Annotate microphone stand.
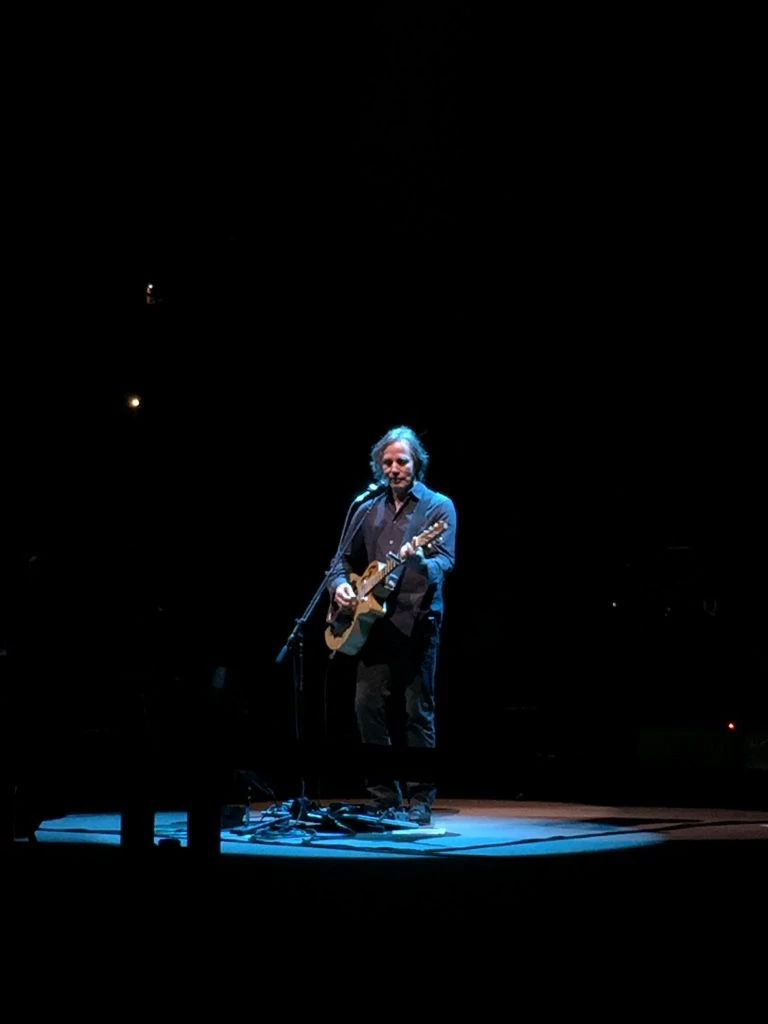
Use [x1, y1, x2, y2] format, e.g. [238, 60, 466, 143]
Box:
[273, 489, 381, 808]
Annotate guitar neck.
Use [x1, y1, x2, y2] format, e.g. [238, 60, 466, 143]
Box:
[361, 554, 403, 597]
[359, 521, 447, 598]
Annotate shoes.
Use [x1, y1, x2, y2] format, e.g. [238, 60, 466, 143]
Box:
[366, 783, 433, 824]
[405, 783, 435, 825]
[369, 796, 404, 812]
[407, 803, 432, 826]
[366, 783, 404, 815]
[368, 798, 406, 820]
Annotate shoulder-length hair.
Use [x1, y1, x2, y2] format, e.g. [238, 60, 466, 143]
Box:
[369, 425, 429, 483]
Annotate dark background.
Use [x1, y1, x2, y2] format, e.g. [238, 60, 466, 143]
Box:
[5, 8, 765, 804]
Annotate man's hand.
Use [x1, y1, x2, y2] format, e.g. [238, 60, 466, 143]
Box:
[334, 582, 357, 608]
[399, 539, 427, 567]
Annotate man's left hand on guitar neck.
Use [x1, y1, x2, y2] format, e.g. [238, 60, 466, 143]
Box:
[398, 539, 428, 569]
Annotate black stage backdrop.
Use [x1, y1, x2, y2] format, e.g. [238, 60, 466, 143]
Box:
[5, 7, 764, 803]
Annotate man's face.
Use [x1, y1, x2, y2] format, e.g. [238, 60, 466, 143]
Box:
[381, 440, 415, 497]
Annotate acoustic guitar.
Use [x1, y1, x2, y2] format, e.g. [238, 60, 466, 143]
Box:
[325, 520, 447, 656]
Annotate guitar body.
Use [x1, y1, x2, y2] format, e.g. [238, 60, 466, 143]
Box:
[325, 563, 389, 655]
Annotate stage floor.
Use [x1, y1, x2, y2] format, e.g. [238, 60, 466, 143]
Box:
[13, 797, 767, 902]
[9, 795, 767, 989]
[19, 796, 768, 855]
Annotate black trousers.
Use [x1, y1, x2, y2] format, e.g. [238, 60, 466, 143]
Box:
[354, 614, 440, 804]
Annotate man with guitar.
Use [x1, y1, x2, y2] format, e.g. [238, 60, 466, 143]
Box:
[326, 425, 457, 826]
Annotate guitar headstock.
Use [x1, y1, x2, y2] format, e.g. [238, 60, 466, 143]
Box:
[415, 520, 448, 551]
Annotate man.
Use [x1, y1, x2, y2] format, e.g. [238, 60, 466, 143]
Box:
[326, 425, 457, 825]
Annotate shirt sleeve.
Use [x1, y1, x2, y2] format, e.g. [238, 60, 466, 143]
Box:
[422, 496, 456, 585]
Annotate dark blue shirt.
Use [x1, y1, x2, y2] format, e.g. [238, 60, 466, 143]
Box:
[328, 481, 457, 636]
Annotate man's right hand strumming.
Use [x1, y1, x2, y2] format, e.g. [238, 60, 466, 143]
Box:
[334, 582, 357, 608]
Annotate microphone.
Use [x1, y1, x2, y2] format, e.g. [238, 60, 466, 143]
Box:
[353, 482, 387, 503]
